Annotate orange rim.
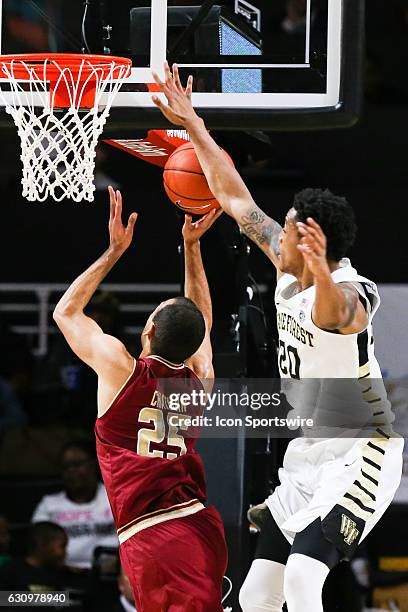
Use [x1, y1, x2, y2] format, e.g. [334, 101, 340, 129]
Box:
[0, 53, 132, 81]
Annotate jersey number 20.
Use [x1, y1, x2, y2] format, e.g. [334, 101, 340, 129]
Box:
[278, 341, 301, 379]
[137, 407, 188, 459]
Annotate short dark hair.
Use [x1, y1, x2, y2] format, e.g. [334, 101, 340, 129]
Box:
[151, 298, 205, 363]
[28, 522, 66, 552]
[293, 188, 357, 261]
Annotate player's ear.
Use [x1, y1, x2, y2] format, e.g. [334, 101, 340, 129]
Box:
[143, 320, 156, 340]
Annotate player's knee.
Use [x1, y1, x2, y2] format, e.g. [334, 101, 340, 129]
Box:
[284, 553, 328, 606]
[239, 587, 284, 611]
[283, 558, 301, 602]
[238, 578, 255, 611]
[239, 583, 264, 611]
[284, 553, 310, 599]
[239, 568, 285, 611]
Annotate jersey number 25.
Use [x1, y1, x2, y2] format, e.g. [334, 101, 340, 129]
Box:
[137, 407, 188, 459]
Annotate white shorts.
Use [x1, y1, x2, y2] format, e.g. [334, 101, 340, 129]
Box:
[265, 429, 404, 558]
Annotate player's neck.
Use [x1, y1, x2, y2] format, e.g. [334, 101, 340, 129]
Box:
[297, 260, 340, 291]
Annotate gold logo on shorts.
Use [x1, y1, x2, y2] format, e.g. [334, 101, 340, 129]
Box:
[340, 514, 360, 545]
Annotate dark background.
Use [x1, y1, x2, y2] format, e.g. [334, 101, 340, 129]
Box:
[0, 105, 407, 290]
[0, 0, 407, 292]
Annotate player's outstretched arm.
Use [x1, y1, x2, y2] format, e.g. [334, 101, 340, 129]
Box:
[152, 62, 282, 271]
[182, 209, 222, 379]
[298, 218, 368, 333]
[53, 187, 138, 378]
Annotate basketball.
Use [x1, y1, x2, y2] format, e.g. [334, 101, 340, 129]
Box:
[163, 143, 234, 215]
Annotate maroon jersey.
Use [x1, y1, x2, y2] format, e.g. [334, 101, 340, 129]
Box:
[95, 355, 208, 544]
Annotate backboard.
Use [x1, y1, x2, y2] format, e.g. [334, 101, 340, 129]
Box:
[0, 0, 364, 132]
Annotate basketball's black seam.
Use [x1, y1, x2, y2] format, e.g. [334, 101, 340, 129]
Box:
[163, 178, 217, 202]
[169, 144, 225, 158]
[163, 181, 216, 202]
[168, 145, 195, 161]
[164, 168, 205, 177]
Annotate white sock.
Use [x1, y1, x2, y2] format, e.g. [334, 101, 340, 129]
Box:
[284, 553, 330, 612]
[239, 559, 286, 611]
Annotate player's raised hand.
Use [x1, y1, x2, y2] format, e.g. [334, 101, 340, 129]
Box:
[297, 218, 331, 277]
[183, 208, 223, 244]
[152, 62, 202, 129]
[108, 186, 138, 253]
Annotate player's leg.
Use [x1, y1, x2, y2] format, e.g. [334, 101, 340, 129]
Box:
[283, 518, 342, 612]
[239, 509, 290, 611]
[181, 506, 228, 611]
[120, 507, 227, 612]
[283, 435, 404, 611]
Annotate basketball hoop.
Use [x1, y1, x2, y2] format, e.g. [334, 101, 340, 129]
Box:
[0, 53, 132, 202]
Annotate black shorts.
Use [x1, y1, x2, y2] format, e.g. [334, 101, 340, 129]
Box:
[255, 510, 343, 570]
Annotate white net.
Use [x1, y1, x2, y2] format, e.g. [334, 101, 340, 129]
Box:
[0, 57, 130, 202]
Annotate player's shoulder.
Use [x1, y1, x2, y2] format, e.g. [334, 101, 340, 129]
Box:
[333, 259, 380, 314]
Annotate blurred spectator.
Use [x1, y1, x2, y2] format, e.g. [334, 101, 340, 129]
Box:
[0, 522, 67, 591]
[115, 566, 136, 612]
[0, 515, 11, 568]
[85, 292, 122, 337]
[0, 318, 33, 420]
[0, 376, 26, 435]
[32, 440, 117, 569]
[85, 291, 139, 356]
[3, 0, 49, 53]
[38, 291, 132, 427]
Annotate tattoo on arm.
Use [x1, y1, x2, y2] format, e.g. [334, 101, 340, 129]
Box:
[239, 208, 282, 256]
[341, 285, 359, 327]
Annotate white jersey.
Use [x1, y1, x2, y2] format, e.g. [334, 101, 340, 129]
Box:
[265, 258, 404, 556]
[275, 258, 393, 429]
[32, 483, 118, 568]
[276, 258, 381, 379]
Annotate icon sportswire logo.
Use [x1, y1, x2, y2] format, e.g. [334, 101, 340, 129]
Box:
[340, 514, 360, 545]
